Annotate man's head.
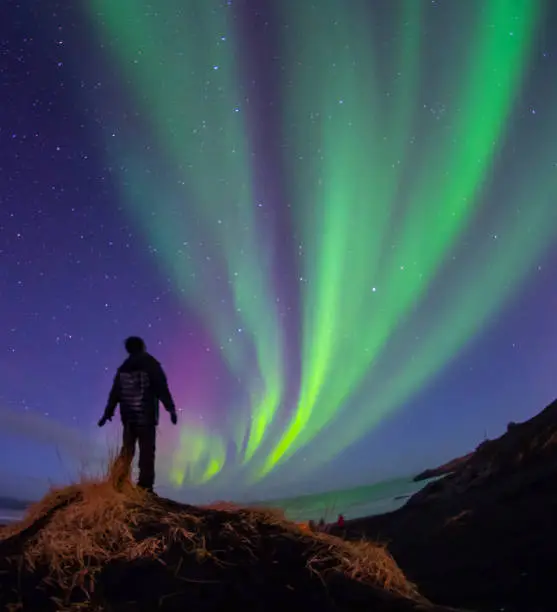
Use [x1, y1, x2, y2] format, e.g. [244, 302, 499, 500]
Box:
[125, 336, 146, 355]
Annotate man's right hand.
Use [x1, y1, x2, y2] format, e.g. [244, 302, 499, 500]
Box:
[170, 411, 178, 425]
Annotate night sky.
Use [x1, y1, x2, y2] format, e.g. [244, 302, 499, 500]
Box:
[2, 0, 557, 504]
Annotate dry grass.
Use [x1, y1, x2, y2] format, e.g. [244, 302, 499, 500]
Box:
[0, 459, 426, 610]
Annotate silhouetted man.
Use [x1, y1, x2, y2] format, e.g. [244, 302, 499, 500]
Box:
[98, 336, 178, 492]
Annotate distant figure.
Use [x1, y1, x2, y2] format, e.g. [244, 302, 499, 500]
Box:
[337, 513, 345, 528]
[318, 518, 326, 532]
[98, 336, 178, 492]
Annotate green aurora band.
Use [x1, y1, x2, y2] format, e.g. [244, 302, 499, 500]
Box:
[259, 0, 545, 475]
[86, 0, 556, 487]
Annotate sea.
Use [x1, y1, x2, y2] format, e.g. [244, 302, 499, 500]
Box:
[1, 475, 435, 526]
[252, 475, 436, 523]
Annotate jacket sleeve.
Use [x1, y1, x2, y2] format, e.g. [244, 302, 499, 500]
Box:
[152, 362, 176, 414]
[103, 373, 120, 419]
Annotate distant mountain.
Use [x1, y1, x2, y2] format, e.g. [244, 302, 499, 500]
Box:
[413, 453, 474, 482]
[0, 496, 32, 511]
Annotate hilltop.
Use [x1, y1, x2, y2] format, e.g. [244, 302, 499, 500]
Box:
[339, 398, 557, 612]
[0, 468, 462, 611]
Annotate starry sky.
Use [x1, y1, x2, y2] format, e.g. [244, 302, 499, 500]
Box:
[2, 0, 557, 504]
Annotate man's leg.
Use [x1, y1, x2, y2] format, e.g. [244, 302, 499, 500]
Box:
[115, 423, 137, 488]
[137, 425, 156, 491]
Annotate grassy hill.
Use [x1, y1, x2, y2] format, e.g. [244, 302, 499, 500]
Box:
[0, 463, 461, 611]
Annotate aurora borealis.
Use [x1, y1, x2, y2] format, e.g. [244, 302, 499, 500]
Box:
[1, 0, 557, 503]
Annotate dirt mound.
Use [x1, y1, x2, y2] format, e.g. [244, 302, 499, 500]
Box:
[0, 473, 459, 611]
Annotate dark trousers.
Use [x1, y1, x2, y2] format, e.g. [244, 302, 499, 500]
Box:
[119, 422, 157, 490]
